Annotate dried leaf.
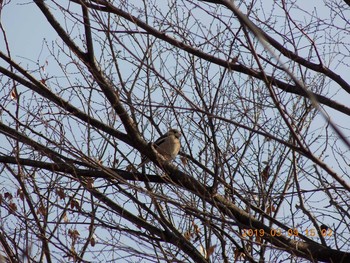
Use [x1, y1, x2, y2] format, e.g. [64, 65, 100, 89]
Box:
[180, 156, 188, 165]
[68, 229, 80, 245]
[37, 205, 47, 216]
[246, 243, 252, 253]
[184, 231, 192, 241]
[266, 205, 276, 214]
[234, 248, 245, 261]
[74, 199, 81, 210]
[70, 199, 80, 210]
[17, 188, 24, 201]
[10, 89, 18, 100]
[68, 229, 80, 238]
[9, 202, 17, 214]
[255, 235, 262, 243]
[261, 164, 270, 182]
[113, 158, 119, 166]
[231, 146, 237, 153]
[90, 236, 96, 247]
[193, 223, 201, 236]
[206, 245, 216, 258]
[126, 164, 136, 172]
[4, 192, 13, 200]
[86, 178, 94, 189]
[70, 199, 75, 209]
[56, 188, 65, 200]
[231, 56, 239, 64]
[63, 212, 68, 223]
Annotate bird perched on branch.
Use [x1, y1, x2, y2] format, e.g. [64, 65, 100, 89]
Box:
[138, 128, 181, 167]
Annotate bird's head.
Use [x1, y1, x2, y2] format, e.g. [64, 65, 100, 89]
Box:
[168, 129, 181, 139]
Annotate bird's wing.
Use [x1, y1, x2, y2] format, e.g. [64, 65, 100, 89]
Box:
[154, 133, 168, 146]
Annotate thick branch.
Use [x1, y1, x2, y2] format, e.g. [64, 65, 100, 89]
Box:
[86, 185, 208, 263]
[0, 53, 133, 147]
[34, 0, 140, 138]
[213, 195, 350, 263]
[1, 150, 349, 262]
[0, 155, 165, 183]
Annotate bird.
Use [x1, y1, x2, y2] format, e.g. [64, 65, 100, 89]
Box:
[138, 128, 181, 167]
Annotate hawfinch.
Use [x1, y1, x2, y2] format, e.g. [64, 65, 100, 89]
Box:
[139, 128, 181, 167]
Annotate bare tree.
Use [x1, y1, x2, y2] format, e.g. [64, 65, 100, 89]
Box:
[0, 0, 350, 262]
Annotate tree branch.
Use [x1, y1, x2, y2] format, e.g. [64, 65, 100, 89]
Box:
[74, 0, 350, 117]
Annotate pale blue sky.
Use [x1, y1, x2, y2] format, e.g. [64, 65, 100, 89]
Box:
[1, 1, 350, 261]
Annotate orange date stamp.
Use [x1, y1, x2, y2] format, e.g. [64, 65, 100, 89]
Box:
[242, 228, 333, 238]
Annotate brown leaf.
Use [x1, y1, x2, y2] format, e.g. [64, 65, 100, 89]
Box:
[68, 229, 80, 245]
[231, 56, 239, 64]
[206, 245, 216, 258]
[86, 178, 94, 189]
[70, 199, 80, 210]
[9, 202, 17, 214]
[70, 198, 80, 210]
[255, 235, 262, 243]
[63, 212, 68, 223]
[126, 164, 136, 172]
[193, 223, 201, 236]
[184, 231, 192, 241]
[56, 188, 65, 200]
[68, 229, 80, 238]
[113, 158, 119, 166]
[234, 248, 245, 261]
[4, 192, 13, 200]
[37, 205, 47, 216]
[74, 199, 81, 210]
[180, 156, 188, 165]
[90, 236, 96, 247]
[10, 89, 18, 100]
[266, 205, 276, 214]
[261, 164, 270, 182]
[17, 189, 24, 201]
